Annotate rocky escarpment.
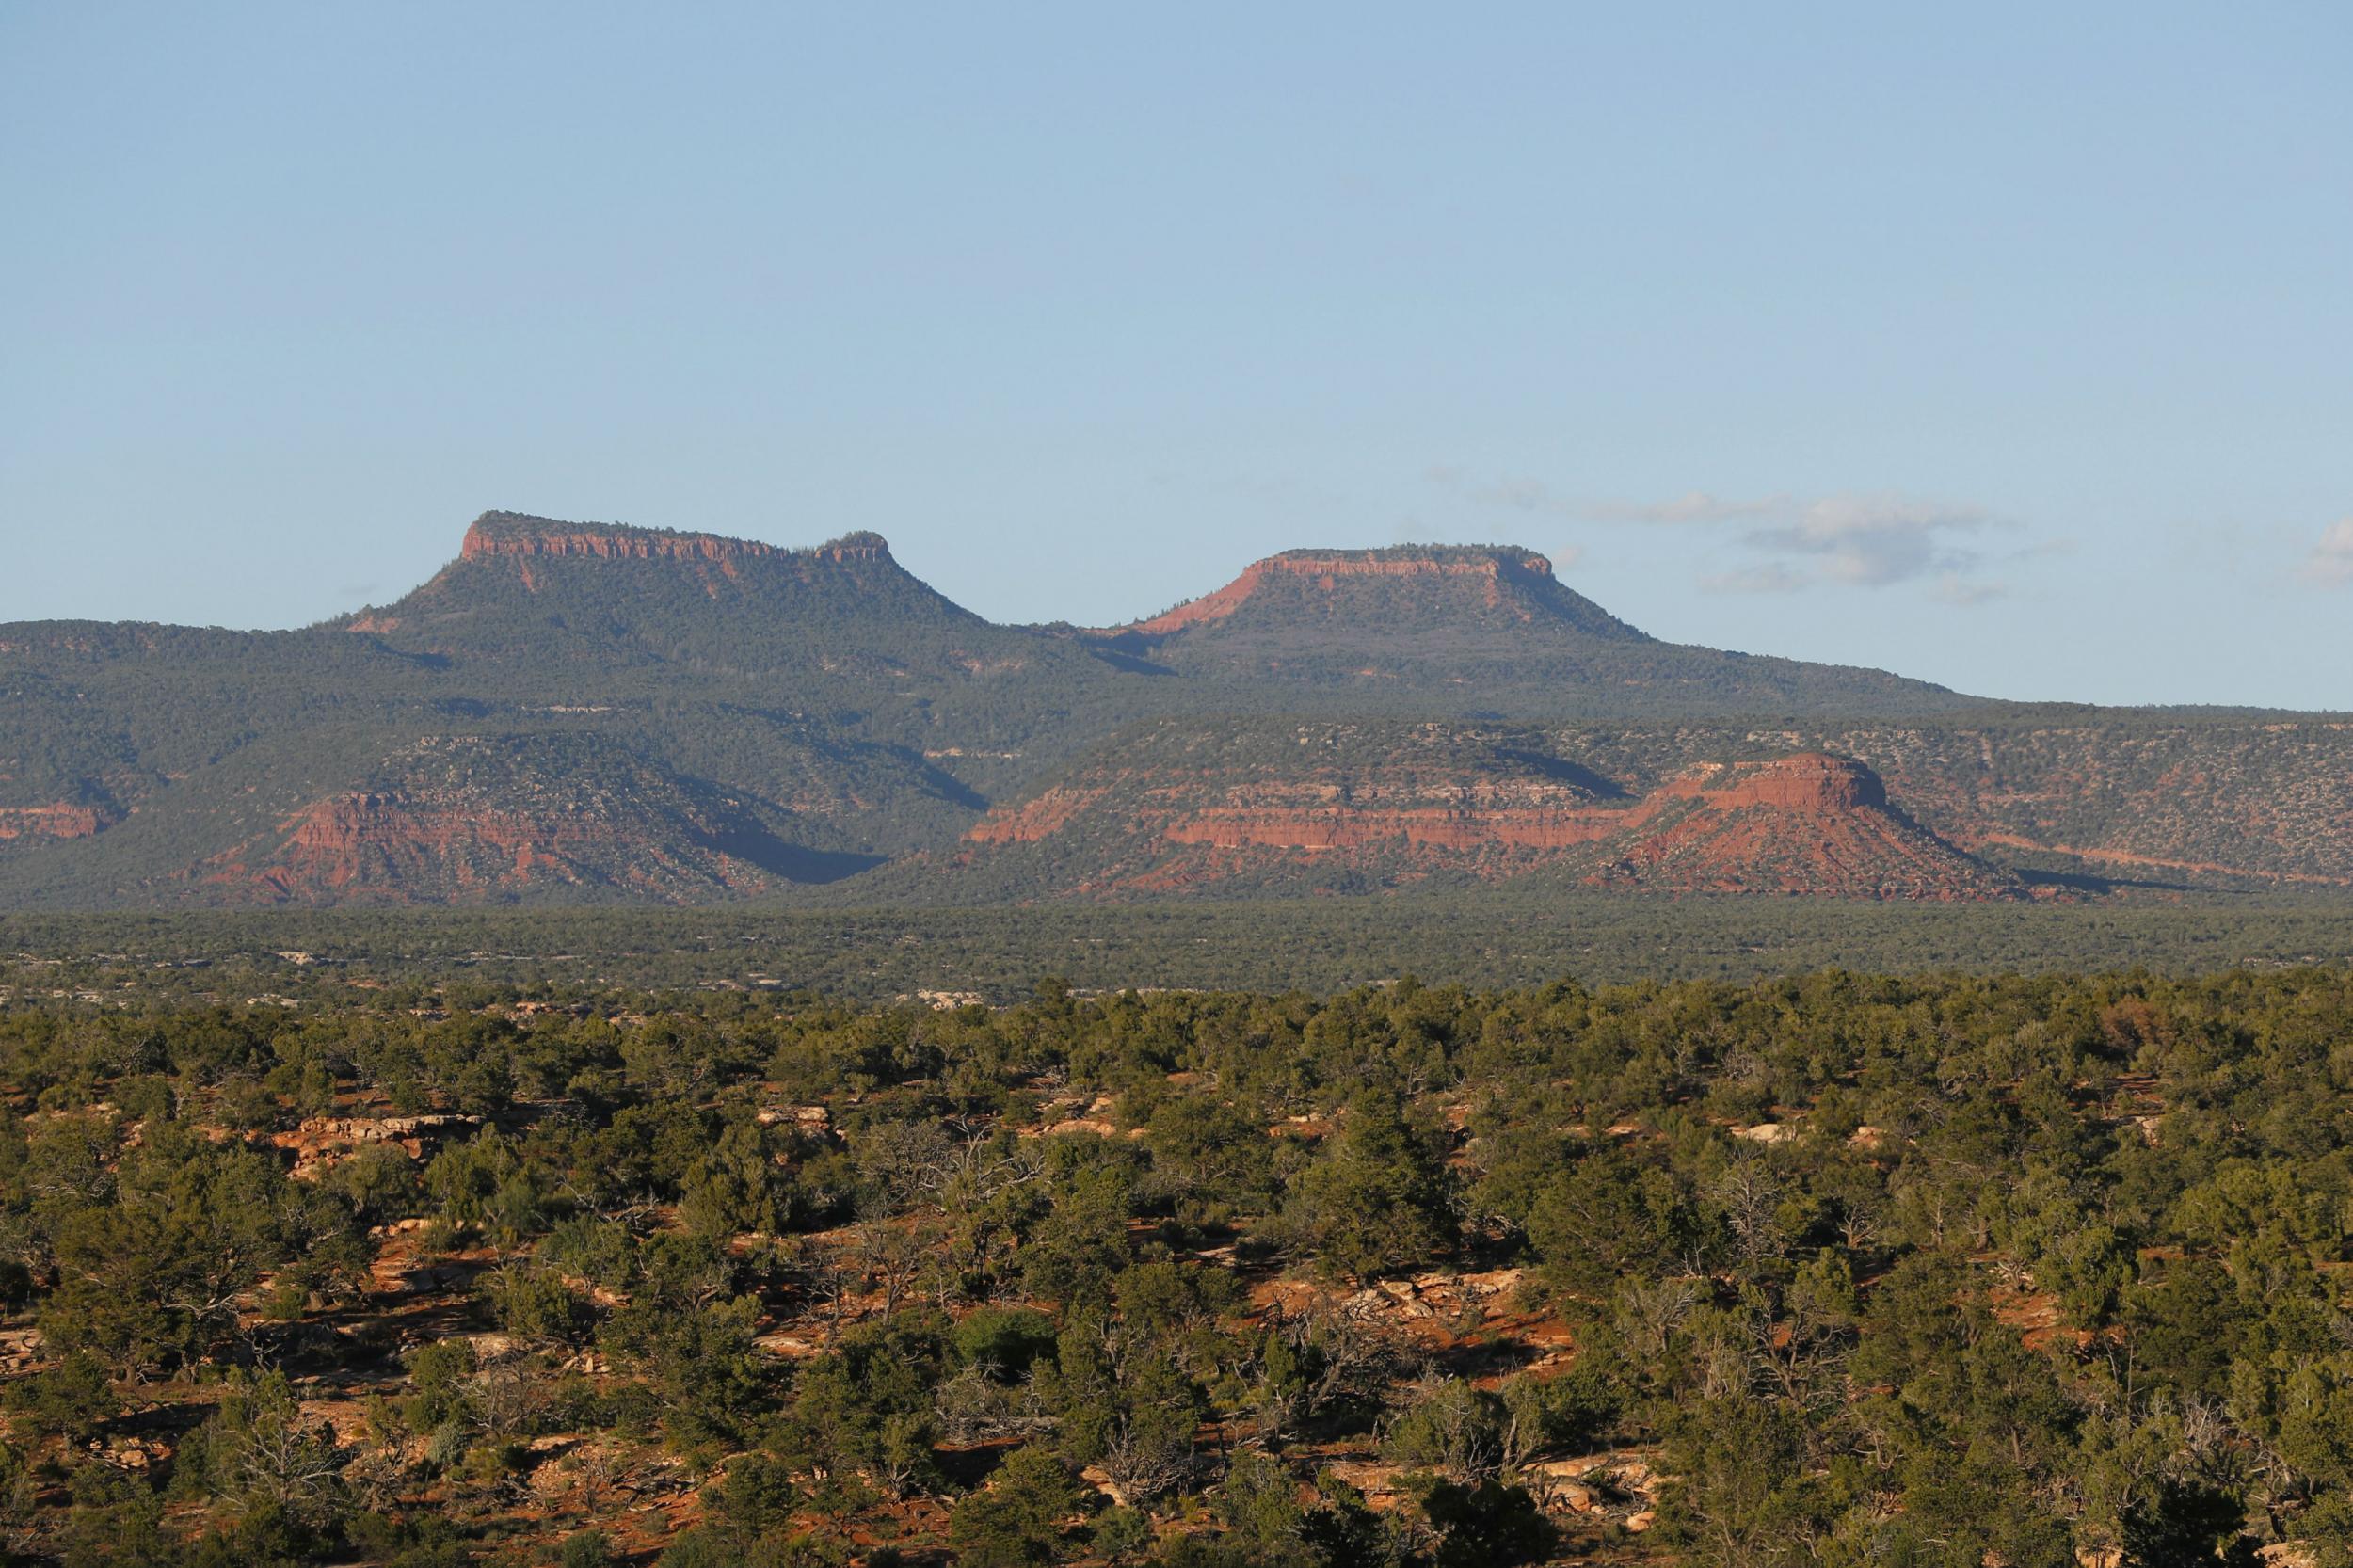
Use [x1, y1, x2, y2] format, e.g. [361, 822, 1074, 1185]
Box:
[1159, 801, 1623, 854]
[940, 725, 2024, 902]
[200, 736, 875, 905]
[0, 803, 115, 841]
[248, 788, 672, 897]
[965, 785, 1115, 845]
[946, 720, 1625, 894]
[1112, 543, 1648, 644]
[1158, 769, 1625, 854]
[936, 717, 2353, 903]
[430, 512, 899, 600]
[1578, 754, 2025, 900]
[1657, 752, 1888, 813]
[462, 514, 785, 566]
[458, 511, 891, 570]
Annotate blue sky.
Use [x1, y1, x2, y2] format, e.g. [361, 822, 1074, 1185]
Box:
[3, 3, 2348, 707]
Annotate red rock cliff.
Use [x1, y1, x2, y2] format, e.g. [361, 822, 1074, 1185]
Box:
[1127, 547, 1557, 637]
[457, 512, 889, 568]
[0, 803, 111, 841]
[1656, 753, 1887, 813]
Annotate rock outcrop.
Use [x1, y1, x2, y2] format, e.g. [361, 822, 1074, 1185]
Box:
[1580, 754, 2026, 901]
[964, 786, 1112, 845]
[1657, 752, 1885, 813]
[1125, 546, 1577, 636]
[0, 803, 113, 840]
[458, 510, 891, 568]
[947, 726, 2025, 902]
[1159, 803, 1622, 853]
[445, 512, 897, 595]
[200, 735, 875, 905]
[1108, 543, 1650, 645]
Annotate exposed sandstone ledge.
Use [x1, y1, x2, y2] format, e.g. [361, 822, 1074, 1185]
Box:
[457, 511, 889, 568]
[959, 749, 2026, 901]
[965, 785, 1111, 844]
[1125, 546, 1556, 637]
[207, 787, 775, 901]
[1656, 751, 1885, 812]
[0, 803, 113, 840]
[1161, 807, 1623, 852]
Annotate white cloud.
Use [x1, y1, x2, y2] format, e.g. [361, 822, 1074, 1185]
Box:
[1747, 493, 1990, 587]
[2306, 518, 2353, 586]
[1428, 467, 2010, 604]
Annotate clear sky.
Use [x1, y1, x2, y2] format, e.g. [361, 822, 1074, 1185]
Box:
[4, 4, 2348, 708]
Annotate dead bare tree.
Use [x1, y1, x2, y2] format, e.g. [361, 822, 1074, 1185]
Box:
[1710, 1154, 1785, 1266]
[851, 1218, 936, 1320]
[232, 1416, 349, 1530]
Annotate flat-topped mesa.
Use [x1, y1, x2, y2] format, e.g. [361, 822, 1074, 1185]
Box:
[1668, 753, 1889, 813]
[348, 510, 988, 647]
[457, 511, 891, 568]
[1263, 543, 1561, 579]
[1119, 542, 1643, 641]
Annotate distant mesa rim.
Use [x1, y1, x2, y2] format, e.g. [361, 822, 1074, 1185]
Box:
[457, 510, 892, 566]
[1115, 543, 1562, 638]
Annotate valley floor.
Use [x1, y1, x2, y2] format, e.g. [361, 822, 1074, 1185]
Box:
[6, 895, 2353, 1002]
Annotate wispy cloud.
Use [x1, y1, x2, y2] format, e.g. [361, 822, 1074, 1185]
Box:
[1429, 466, 2009, 603]
[2306, 518, 2353, 587]
[1746, 493, 1991, 588]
